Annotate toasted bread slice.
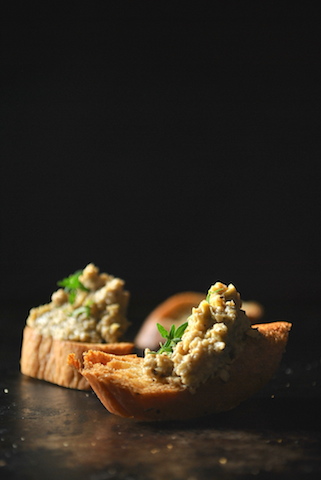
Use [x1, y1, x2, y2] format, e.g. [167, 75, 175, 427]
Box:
[20, 325, 134, 390]
[69, 321, 291, 420]
[135, 291, 264, 350]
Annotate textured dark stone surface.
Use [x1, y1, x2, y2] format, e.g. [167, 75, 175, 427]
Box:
[1, 304, 320, 479]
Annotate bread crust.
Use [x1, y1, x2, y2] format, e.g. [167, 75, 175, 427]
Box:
[69, 321, 291, 420]
[20, 325, 134, 390]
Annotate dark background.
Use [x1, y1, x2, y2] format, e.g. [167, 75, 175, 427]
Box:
[1, 2, 320, 330]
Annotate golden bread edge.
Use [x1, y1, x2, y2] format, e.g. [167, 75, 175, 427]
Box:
[20, 325, 134, 390]
[69, 321, 291, 420]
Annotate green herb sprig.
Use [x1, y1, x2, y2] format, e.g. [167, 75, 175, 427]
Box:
[57, 270, 89, 304]
[151, 322, 188, 355]
[70, 305, 91, 318]
[206, 287, 224, 304]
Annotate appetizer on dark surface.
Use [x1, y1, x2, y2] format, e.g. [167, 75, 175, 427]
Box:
[69, 282, 290, 419]
[21, 264, 134, 389]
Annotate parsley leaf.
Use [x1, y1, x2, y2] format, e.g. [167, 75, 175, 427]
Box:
[150, 322, 188, 355]
[57, 269, 89, 304]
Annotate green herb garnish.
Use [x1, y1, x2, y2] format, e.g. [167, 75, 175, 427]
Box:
[57, 270, 89, 304]
[150, 322, 188, 355]
[206, 287, 224, 303]
[70, 305, 91, 318]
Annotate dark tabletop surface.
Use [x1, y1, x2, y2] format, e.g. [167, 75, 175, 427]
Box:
[1, 302, 320, 480]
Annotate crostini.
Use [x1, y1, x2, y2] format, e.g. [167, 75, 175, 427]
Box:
[20, 263, 134, 390]
[69, 282, 290, 419]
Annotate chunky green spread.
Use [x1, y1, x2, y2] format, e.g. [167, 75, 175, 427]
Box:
[26, 263, 130, 343]
[143, 282, 255, 391]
